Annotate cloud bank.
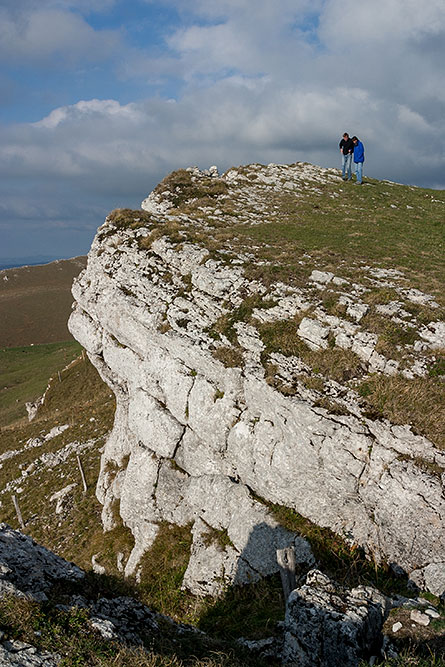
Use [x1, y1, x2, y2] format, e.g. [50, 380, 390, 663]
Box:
[1, 0, 445, 260]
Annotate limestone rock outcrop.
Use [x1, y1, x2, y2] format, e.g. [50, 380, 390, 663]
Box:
[68, 162, 445, 596]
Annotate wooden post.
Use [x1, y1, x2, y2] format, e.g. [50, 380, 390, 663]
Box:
[58, 371, 62, 383]
[12, 495, 25, 531]
[77, 455, 88, 493]
[277, 547, 297, 601]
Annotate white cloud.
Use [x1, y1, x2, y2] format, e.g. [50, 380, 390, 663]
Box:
[34, 99, 140, 129]
[0, 6, 120, 65]
[164, 1, 322, 82]
[319, 0, 445, 46]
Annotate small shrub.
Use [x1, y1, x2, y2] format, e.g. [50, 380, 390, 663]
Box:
[258, 317, 307, 357]
[214, 389, 225, 401]
[212, 295, 276, 343]
[428, 355, 445, 377]
[314, 397, 350, 416]
[154, 170, 228, 209]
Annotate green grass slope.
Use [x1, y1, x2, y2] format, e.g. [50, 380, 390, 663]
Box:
[0, 341, 82, 427]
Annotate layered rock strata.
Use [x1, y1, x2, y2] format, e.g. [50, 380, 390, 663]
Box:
[68, 162, 445, 596]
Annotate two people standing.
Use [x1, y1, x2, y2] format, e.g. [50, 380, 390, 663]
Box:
[339, 133, 365, 184]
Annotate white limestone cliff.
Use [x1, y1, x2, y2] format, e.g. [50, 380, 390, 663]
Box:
[68, 163, 445, 597]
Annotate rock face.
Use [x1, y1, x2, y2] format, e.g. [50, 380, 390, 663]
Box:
[68, 162, 445, 596]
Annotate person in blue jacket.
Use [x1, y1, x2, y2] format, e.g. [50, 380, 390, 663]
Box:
[351, 136, 365, 185]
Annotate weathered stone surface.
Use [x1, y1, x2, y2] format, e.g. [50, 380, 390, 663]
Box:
[282, 570, 388, 666]
[0, 642, 60, 666]
[297, 317, 330, 349]
[68, 162, 445, 597]
[410, 609, 430, 626]
[409, 562, 445, 597]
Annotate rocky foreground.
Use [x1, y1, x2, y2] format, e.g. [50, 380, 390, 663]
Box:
[2, 523, 443, 666]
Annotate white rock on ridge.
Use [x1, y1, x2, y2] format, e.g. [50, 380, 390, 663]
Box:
[410, 609, 430, 626]
[297, 317, 330, 349]
[69, 163, 445, 597]
[49, 484, 77, 515]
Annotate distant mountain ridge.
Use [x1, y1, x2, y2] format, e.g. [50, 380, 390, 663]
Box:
[0, 256, 87, 347]
[0, 255, 67, 271]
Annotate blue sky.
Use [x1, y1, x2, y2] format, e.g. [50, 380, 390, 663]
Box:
[1, 0, 445, 262]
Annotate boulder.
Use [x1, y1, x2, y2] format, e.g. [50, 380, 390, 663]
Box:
[283, 570, 388, 666]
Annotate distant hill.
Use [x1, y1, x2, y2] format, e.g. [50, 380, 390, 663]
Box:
[0, 255, 63, 271]
[0, 256, 87, 348]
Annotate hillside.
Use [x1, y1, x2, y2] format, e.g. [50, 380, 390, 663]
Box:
[0, 256, 87, 347]
[1, 162, 444, 665]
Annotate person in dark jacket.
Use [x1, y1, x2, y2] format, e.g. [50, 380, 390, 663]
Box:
[352, 136, 365, 184]
[339, 132, 354, 181]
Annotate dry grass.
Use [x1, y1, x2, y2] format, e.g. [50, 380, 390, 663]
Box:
[306, 347, 365, 382]
[212, 346, 244, 368]
[258, 317, 307, 357]
[0, 257, 86, 347]
[153, 170, 228, 210]
[359, 374, 445, 449]
[107, 208, 153, 229]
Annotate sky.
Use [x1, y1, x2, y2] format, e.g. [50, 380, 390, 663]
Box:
[1, 0, 445, 263]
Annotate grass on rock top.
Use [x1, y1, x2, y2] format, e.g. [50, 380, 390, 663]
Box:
[143, 166, 445, 301]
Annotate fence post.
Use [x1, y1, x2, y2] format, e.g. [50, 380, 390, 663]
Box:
[77, 455, 88, 493]
[12, 495, 25, 531]
[277, 547, 297, 602]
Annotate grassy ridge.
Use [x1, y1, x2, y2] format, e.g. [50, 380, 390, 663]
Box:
[223, 178, 444, 297]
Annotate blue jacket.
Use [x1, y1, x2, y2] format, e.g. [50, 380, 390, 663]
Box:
[353, 140, 365, 163]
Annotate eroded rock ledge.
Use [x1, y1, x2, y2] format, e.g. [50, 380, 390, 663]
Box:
[68, 162, 445, 597]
